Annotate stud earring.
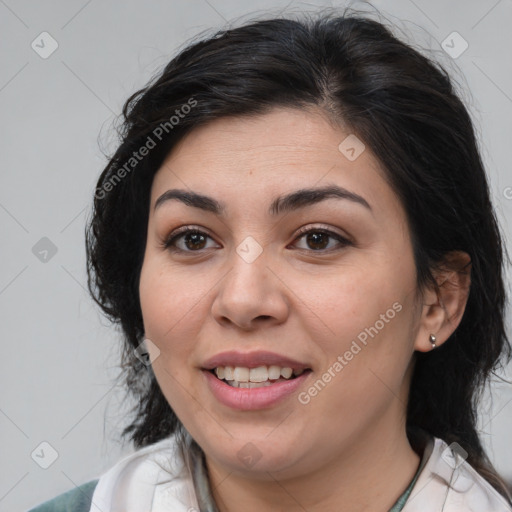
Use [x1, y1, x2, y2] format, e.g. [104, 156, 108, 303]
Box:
[429, 334, 437, 349]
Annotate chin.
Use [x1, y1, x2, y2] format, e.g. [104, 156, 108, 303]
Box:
[200, 433, 307, 477]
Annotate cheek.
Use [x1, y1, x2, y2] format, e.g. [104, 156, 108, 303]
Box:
[138, 260, 206, 418]
[296, 261, 412, 347]
[138, 259, 204, 357]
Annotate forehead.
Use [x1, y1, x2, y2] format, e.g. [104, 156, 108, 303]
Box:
[150, 107, 400, 221]
[157, 108, 364, 171]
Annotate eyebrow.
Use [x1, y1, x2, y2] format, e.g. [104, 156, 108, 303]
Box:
[154, 184, 372, 216]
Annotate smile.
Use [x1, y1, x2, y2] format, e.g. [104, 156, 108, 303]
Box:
[211, 365, 306, 388]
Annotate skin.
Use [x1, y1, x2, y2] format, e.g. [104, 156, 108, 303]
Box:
[138, 107, 471, 512]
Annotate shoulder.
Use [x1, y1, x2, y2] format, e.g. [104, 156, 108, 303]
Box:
[404, 435, 512, 512]
[27, 480, 99, 512]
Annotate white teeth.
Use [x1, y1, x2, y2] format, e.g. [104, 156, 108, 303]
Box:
[249, 366, 268, 382]
[233, 367, 250, 382]
[223, 366, 234, 380]
[268, 365, 281, 380]
[232, 381, 273, 388]
[212, 364, 307, 386]
[280, 367, 293, 379]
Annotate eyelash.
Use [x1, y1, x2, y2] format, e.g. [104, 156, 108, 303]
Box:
[162, 224, 352, 254]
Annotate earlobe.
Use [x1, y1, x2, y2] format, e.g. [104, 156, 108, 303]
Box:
[414, 251, 471, 352]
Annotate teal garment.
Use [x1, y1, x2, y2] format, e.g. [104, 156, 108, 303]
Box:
[27, 480, 99, 512]
[388, 433, 430, 512]
[388, 460, 423, 512]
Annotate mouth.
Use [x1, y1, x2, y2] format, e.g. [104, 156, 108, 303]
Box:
[201, 351, 313, 409]
[207, 365, 312, 388]
[203, 365, 312, 410]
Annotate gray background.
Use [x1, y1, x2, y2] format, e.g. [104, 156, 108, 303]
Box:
[0, 0, 511, 510]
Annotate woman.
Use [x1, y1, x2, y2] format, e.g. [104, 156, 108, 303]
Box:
[30, 7, 512, 512]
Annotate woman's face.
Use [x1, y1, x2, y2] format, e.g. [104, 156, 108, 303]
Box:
[139, 107, 426, 479]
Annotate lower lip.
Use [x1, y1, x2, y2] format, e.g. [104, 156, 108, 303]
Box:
[203, 370, 311, 410]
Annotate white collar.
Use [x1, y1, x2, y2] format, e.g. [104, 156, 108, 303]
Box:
[89, 435, 200, 511]
[89, 433, 512, 512]
[403, 436, 512, 511]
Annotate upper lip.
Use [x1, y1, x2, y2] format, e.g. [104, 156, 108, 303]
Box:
[202, 350, 311, 371]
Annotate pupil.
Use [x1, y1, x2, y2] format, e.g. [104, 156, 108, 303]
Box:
[307, 232, 328, 250]
[185, 232, 206, 250]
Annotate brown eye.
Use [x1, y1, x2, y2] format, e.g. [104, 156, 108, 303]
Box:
[292, 227, 351, 252]
[163, 225, 351, 254]
[181, 231, 208, 250]
[304, 232, 330, 250]
[164, 228, 219, 252]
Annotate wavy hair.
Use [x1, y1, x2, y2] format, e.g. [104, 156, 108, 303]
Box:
[85, 7, 512, 501]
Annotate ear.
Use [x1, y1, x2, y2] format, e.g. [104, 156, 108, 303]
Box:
[414, 251, 471, 352]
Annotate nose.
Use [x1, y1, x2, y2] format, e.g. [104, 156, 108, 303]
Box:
[211, 246, 290, 331]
